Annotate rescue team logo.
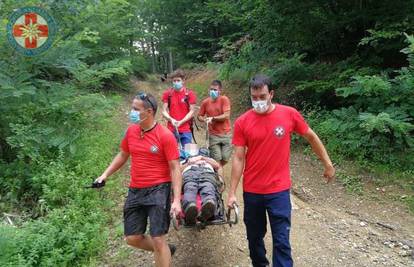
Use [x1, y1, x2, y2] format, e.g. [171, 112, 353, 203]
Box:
[6, 6, 57, 56]
[150, 145, 159, 154]
[274, 126, 285, 139]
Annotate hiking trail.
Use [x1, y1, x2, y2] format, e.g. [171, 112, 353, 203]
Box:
[99, 76, 414, 267]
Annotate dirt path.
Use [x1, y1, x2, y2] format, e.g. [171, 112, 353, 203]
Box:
[100, 78, 414, 267]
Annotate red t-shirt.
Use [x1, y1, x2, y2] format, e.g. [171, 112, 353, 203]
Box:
[120, 123, 179, 188]
[232, 104, 309, 194]
[162, 87, 197, 133]
[198, 95, 231, 135]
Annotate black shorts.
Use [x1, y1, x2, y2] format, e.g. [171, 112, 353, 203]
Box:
[123, 182, 171, 237]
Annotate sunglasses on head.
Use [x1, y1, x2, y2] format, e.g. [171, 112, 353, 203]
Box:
[136, 92, 155, 111]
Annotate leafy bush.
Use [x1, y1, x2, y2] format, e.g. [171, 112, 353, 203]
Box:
[1, 98, 124, 266]
[0, 1, 143, 265]
[307, 35, 414, 171]
[180, 62, 205, 70]
[219, 41, 263, 85]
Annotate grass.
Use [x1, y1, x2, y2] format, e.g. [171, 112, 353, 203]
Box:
[336, 172, 364, 195]
[185, 68, 218, 100]
[0, 94, 130, 266]
[302, 143, 414, 213]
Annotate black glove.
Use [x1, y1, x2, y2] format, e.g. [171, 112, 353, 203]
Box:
[85, 180, 105, 189]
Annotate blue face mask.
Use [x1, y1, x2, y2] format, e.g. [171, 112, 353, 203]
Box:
[173, 81, 183, 90]
[209, 89, 219, 100]
[129, 110, 141, 124]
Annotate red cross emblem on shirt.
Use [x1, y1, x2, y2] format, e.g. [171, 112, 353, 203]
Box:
[12, 12, 49, 49]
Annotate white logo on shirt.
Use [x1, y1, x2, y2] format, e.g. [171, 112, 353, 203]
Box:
[274, 126, 285, 139]
[150, 145, 159, 153]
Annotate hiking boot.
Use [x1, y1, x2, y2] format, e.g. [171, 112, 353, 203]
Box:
[184, 202, 197, 225]
[168, 244, 177, 256]
[199, 199, 215, 222]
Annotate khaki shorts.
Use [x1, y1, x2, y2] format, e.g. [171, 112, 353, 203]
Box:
[209, 133, 232, 162]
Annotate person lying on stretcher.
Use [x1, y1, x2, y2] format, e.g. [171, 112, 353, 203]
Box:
[180, 146, 224, 225]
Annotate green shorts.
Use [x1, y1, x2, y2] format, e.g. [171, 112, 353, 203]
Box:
[209, 133, 232, 162]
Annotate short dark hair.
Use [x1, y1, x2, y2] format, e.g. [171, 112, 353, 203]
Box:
[211, 80, 222, 89]
[249, 74, 273, 92]
[170, 69, 186, 79]
[135, 92, 158, 114]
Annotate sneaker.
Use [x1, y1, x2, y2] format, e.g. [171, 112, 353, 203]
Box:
[199, 199, 215, 222]
[184, 202, 197, 225]
[168, 244, 177, 256]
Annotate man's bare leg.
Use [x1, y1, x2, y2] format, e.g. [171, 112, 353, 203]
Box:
[125, 234, 171, 267]
[152, 235, 171, 267]
[125, 234, 154, 251]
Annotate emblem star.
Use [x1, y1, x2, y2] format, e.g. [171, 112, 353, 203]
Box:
[21, 21, 42, 43]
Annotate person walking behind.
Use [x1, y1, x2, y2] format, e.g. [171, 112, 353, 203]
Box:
[162, 69, 197, 147]
[197, 80, 232, 166]
[95, 92, 182, 267]
[227, 75, 335, 267]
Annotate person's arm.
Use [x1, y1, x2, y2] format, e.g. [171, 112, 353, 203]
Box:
[179, 156, 199, 171]
[162, 102, 176, 123]
[227, 146, 245, 208]
[197, 113, 206, 123]
[95, 151, 130, 182]
[302, 128, 335, 182]
[180, 161, 188, 172]
[211, 110, 230, 122]
[177, 104, 196, 126]
[197, 103, 206, 123]
[212, 97, 231, 122]
[202, 156, 221, 170]
[168, 159, 182, 215]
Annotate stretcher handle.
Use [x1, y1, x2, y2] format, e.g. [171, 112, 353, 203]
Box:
[226, 202, 239, 226]
[174, 125, 183, 149]
[205, 119, 210, 148]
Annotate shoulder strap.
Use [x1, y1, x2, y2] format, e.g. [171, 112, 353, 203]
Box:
[168, 88, 190, 110]
[183, 88, 190, 110]
[167, 88, 173, 109]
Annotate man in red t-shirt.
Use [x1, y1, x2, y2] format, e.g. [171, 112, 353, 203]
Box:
[227, 75, 335, 267]
[162, 69, 197, 147]
[198, 80, 232, 166]
[95, 93, 182, 267]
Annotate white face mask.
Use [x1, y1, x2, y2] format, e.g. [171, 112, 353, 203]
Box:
[252, 100, 270, 113]
[184, 143, 199, 156]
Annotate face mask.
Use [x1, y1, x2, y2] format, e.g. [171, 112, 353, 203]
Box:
[252, 100, 270, 114]
[173, 81, 183, 90]
[129, 110, 141, 124]
[184, 143, 199, 156]
[209, 89, 219, 100]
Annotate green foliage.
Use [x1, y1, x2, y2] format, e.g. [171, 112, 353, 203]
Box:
[219, 39, 382, 109]
[0, 1, 148, 265]
[404, 195, 414, 213]
[307, 35, 414, 172]
[337, 172, 364, 195]
[0, 97, 124, 266]
[2, 206, 107, 267]
[180, 62, 205, 71]
[219, 41, 263, 85]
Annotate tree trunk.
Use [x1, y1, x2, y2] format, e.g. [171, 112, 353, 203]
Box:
[168, 50, 173, 73]
[150, 38, 156, 73]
